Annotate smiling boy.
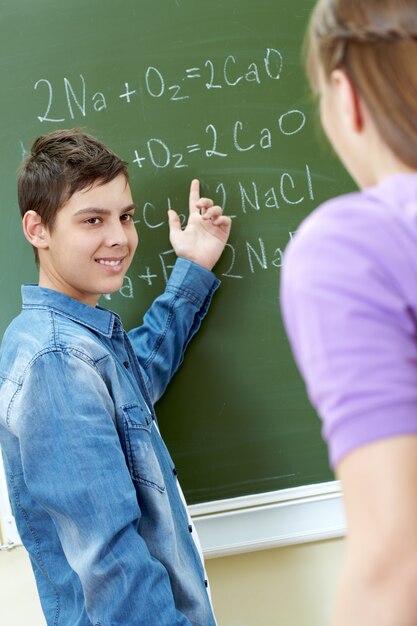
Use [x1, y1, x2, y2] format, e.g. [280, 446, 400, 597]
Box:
[0, 129, 231, 625]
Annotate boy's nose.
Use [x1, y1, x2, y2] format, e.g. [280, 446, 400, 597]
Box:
[107, 221, 129, 247]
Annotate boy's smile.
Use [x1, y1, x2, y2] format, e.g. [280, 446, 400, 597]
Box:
[37, 174, 138, 306]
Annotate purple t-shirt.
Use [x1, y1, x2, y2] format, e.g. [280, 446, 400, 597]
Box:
[281, 173, 417, 468]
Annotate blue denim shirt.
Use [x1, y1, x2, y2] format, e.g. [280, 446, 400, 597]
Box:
[0, 258, 219, 626]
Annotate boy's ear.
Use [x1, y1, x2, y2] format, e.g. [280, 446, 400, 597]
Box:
[22, 211, 49, 250]
[330, 68, 364, 134]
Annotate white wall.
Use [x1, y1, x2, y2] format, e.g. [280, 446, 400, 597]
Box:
[0, 539, 345, 626]
[206, 539, 344, 626]
[0, 548, 45, 625]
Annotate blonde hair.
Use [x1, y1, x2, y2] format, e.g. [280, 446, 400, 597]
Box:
[306, 0, 417, 169]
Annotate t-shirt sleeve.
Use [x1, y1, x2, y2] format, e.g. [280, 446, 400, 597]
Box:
[280, 200, 417, 468]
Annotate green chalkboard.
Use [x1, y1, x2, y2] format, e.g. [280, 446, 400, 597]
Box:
[0, 0, 354, 504]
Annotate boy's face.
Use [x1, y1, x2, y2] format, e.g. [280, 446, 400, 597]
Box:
[38, 174, 138, 306]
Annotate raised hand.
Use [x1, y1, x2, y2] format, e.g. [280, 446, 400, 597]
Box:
[167, 179, 232, 271]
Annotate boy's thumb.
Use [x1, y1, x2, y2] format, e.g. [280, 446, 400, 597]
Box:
[167, 209, 181, 231]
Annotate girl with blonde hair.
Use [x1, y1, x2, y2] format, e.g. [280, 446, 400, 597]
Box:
[281, 1, 417, 624]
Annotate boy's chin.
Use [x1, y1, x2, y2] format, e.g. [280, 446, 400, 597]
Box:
[100, 283, 129, 302]
[98, 272, 131, 302]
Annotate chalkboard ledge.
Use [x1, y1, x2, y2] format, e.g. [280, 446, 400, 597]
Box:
[190, 481, 346, 559]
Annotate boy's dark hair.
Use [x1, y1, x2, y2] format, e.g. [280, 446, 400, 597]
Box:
[18, 128, 129, 262]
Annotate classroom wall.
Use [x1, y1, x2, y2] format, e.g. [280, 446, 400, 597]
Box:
[0, 539, 345, 625]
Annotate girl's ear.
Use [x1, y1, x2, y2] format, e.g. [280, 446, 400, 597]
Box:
[330, 68, 364, 134]
[22, 211, 49, 250]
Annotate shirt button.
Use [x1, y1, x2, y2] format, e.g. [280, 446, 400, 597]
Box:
[173, 467, 178, 476]
[123, 361, 130, 368]
[188, 524, 193, 533]
[205, 579, 208, 588]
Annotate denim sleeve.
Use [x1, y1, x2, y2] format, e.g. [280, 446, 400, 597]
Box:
[13, 349, 191, 626]
[128, 258, 220, 403]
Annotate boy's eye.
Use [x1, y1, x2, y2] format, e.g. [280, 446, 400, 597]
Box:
[85, 217, 102, 225]
[121, 213, 134, 222]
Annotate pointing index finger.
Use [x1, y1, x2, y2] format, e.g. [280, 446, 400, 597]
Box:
[189, 178, 200, 213]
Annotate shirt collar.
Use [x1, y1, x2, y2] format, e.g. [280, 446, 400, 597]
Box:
[21, 285, 120, 337]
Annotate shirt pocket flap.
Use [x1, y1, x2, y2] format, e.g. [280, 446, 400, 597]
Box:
[121, 404, 165, 492]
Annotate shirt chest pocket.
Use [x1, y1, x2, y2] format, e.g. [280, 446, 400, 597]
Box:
[121, 404, 165, 493]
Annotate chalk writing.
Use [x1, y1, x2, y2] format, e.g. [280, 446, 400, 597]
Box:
[34, 75, 107, 123]
[144, 48, 283, 99]
[131, 114, 307, 172]
[27, 44, 318, 298]
[133, 170, 313, 229]
[33, 48, 284, 123]
[110, 230, 293, 300]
